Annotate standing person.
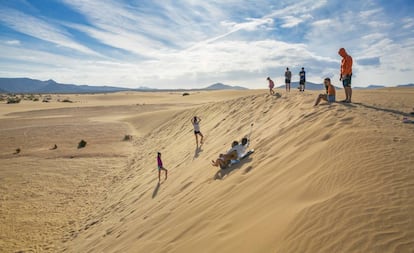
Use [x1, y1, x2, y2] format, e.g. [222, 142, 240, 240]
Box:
[314, 78, 336, 106]
[299, 67, 306, 92]
[338, 48, 353, 103]
[157, 152, 168, 182]
[285, 67, 292, 92]
[267, 77, 275, 95]
[191, 116, 204, 146]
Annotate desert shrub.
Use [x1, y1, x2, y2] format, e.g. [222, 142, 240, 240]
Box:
[62, 98, 73, 103]
[7, 97, 21, 104]
[123, 135, 133, 141]
[78, 140, 87, 149]
[42, 99, 50, 103]
[182, 92, 190, 96]
[33, 98, 39, 101]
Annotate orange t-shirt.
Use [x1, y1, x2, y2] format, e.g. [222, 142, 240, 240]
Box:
[327, 84, 336, 96]
[341, 55, 353, 76]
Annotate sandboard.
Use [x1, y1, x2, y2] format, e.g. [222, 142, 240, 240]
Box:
[228, 149, 255, 167]
[241, 149, 254, 160]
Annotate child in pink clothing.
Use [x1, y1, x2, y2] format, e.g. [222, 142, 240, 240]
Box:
[157, 152, 168, 182]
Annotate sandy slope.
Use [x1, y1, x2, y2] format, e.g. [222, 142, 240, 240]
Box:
[1, 89, 413, 252]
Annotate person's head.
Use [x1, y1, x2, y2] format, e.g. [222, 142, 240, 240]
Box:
[286, 67, 289, 70]
[157, 152, 161, 157]
[324, 78, 331, 86]
[232, 141, 239, 147]
[193, 116, 198, 123]
[302, 67, 304, 70]
[241, 137, 248, 146]
[338, 48, 347, 57]
[267, 77, 270, 81]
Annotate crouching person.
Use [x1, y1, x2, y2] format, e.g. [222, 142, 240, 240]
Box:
[314, 78, 336, 106]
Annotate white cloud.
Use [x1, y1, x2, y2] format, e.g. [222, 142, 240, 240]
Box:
[4, 40, 21, 45]
[0, 7, 100, 56]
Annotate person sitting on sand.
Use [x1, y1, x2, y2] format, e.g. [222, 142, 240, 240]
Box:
[157, 152, 168, 182]
[191, 116, 204, 146]
[267, 77, 275, 95]
[314, 78, 336, 106]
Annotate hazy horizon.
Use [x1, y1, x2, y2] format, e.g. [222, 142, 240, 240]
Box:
[1, 0, 413, 89]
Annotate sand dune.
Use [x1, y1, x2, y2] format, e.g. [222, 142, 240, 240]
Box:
[1, 89, 413, 252]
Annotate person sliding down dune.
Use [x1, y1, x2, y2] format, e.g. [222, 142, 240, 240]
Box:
[211, 138, 250, 169]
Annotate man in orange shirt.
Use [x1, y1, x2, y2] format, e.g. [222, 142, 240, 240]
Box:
[338, 48, 353, 103]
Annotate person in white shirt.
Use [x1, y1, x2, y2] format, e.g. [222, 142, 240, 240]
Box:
[191, 116, 204, 146]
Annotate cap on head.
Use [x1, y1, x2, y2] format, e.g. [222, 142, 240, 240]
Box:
[157, 152, 161, 156]
[267, 77, 270, 80]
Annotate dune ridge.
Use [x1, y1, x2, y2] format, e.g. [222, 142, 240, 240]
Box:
[63, 90, 414, 253]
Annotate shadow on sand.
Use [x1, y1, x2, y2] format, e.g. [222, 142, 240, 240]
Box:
[214, 157, 253, 180]
[193, 146, 203, 159]
[152, 182, 160, 199]
[353, 102, 410, 117]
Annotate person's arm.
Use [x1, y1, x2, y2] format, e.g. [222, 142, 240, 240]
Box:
[191, 118, 194, 124]
[197, 117, 201, 122]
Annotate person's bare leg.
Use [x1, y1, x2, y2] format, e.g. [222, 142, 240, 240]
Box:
[314, 96, 321, 106]
[164, 169, 168, 180]
[348, 87, 352, 102]
[195, 134, 199, 146]
[344, 88, 349, 102]
[199, 133, 204, 144]
[158, 170, 161, 182]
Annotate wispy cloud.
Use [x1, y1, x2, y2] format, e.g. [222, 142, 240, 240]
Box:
[4, 40, 21, 45]
[0, 7, 99, 56]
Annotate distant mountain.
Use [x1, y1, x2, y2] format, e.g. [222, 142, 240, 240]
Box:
[0, 78, 130, 94]
[0, 78, 249, 93]
[353, 85, 386, 90]
[204, 83, 248, 90]
[397, 83, 414, 87]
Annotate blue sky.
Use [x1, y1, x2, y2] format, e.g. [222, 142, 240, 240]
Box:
[1, 0, 413, 88]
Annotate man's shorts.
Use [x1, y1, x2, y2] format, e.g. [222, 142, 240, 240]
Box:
[327, 95, 335, 103]
[194, 130, 201, 134]
[299, 80, 305, 85]
[285, 79, 291, 84]
[342, 75, 352, 87]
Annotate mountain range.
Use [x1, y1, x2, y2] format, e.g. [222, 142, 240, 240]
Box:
[0, 78, 412, 94]
[0, 78, 247, 94]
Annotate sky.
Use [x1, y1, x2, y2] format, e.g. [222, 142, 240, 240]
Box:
[0, 0, 413, 89]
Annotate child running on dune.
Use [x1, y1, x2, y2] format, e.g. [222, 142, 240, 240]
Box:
[157, 152, 168, 182]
